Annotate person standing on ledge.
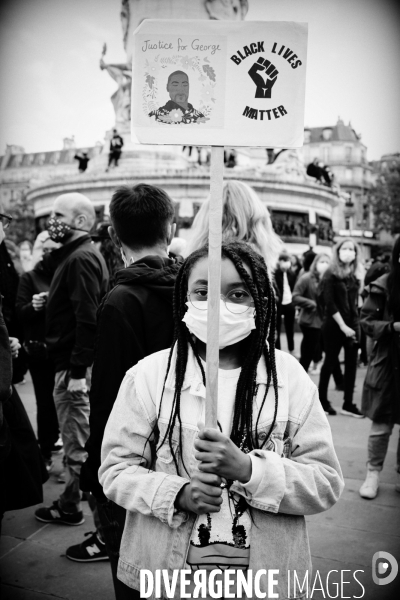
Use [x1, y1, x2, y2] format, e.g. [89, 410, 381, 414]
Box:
[106, 129, 124, 171]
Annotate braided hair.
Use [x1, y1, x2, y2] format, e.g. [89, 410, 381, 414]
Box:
[157, 240, 279, 476]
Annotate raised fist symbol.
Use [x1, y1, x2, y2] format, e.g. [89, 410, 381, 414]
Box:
[248, 57, 279, 99]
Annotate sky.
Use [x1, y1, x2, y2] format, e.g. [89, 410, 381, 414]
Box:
[0, 0, 399, 160]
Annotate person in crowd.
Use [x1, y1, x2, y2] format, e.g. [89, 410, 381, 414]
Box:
[106, 129, 124, 171]
[274, 252, 297, 353]
[364, 252, 390, 286]
[74, 151, 90, 173]
[99, 241, 344, 598]
[318, 239, 364, 417]
[91, 222, 124, 288]
[34, 193, 109, 528]
[77, 185, 180, 592]
[290, 254, 302, 278]
[301, 248, 317, 274]
[187, 180, 283, 276]
[359, 237, 400, 499]
[293, 253, 330, 373]
[16, 233, 61, 472]
[31, 230, 53, 268]
[0, 209, 28, 385]
[1, 216, 48, 531]
[18, 240, 33, 272]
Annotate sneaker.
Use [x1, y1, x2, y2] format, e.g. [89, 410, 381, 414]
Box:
[35, 501, 84, 526]
[321, 401, 337, 415]
[359, 470, 380, 499]
[52, 436, 63, 454]
[66, 531, 109, 562]
[341, 403, 364, 418]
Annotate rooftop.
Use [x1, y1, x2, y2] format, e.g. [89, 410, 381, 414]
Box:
[305, 118, 361, 144]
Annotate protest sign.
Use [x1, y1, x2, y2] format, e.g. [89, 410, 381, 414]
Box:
[131, 20, 308, 426]
[131, 20, 307, 147]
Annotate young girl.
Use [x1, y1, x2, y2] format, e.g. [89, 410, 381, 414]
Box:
[318, 239, 363, 417]
[100, 241, 343, 599]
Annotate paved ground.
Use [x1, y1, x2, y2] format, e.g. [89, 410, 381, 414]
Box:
[1, 334, 400, 599]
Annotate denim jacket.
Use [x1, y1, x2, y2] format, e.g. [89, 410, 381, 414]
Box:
[99, 347, 344, 599]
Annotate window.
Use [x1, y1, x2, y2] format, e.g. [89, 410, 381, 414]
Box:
[322, 128, 332, 141]
[322, 147, 330, 163]
[345, 168, 352, 181]
[345, 146, 352, 161]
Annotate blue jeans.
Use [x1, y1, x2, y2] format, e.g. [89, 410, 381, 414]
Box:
[54, 368, 91, 513]
[368, 422, 400, 473]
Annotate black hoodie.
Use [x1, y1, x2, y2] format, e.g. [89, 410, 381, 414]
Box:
[80, 254, 182, 500]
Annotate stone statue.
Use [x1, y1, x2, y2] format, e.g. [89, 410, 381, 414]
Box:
[100, 43, 132, 131]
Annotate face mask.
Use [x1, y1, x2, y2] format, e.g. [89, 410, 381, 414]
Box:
[316, 261, 329, 275]
[182, 299, 256, 349]
[339, 249, 356, 264]
[47, 217, 75, 243]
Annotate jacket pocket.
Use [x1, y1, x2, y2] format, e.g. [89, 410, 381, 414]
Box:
[156, 440, 179, 464]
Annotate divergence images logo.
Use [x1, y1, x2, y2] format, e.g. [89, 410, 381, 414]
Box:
[248, 57, 278, 98]
[372, 551, 398, 586]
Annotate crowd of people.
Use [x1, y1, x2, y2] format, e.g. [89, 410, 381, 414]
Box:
[0, 179, 399, 599]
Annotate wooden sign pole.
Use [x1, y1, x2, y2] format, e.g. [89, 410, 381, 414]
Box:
[205, 145, 224, 429]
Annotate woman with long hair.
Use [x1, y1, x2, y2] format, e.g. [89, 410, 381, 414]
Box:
[292, 253, 330, 372]
[318, 239, 364, 417]
[187, 180, 283, 275]
[359, 236, 400, 499]
[100, 241, 343, 598]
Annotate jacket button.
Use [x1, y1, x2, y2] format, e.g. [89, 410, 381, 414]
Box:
[258, 432, 267, 440]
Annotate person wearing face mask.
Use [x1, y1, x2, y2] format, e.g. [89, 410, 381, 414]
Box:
[34, 193, 109, 529]
[292, 253, 330, 373]
[15, 233, 61, 472]
[318, 239, 364, 417]
[77, 184, 180, 591]
[274, 252, 298, 353]
[99, 241, 344, 598]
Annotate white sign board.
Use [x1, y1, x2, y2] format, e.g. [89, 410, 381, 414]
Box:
[131, 20, 308, 148]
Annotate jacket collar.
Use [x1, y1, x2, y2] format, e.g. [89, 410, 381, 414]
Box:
[165, 343, 283, 398]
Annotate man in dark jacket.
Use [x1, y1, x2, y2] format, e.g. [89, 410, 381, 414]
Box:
[274, 252, 298, 353]
[34, 193, 109, 527]
[74, 184, 179, 595]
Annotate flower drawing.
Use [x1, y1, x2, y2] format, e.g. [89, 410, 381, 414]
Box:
[169, 108, 184, 122]
[180, 56, 195, 70]
[201, 84, 215, 103]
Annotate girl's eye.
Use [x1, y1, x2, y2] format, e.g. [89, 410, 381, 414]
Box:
[228, 290, 251, 302]
[193, 288, 208, 298]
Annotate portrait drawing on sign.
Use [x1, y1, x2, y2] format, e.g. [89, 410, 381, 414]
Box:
[148, 70, 206, 125]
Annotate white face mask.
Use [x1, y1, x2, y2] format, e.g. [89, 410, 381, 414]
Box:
[316, 261, 329, 275]
[182, 300, 256, 349]
[339, 249, 356, 264]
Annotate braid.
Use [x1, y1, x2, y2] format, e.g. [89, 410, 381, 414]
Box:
[156, 241, 280, 477]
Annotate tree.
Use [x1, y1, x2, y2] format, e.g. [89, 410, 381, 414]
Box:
[370, 163, 400, 234]
[6, 192, 36, 245]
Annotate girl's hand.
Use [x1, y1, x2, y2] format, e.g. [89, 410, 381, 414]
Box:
[195, 426, 252, 484]
[175, 471, 223, 515]
[341, 324, 356, 338]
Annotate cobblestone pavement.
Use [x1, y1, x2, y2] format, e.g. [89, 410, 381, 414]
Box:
[1, 335, 399, 599]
